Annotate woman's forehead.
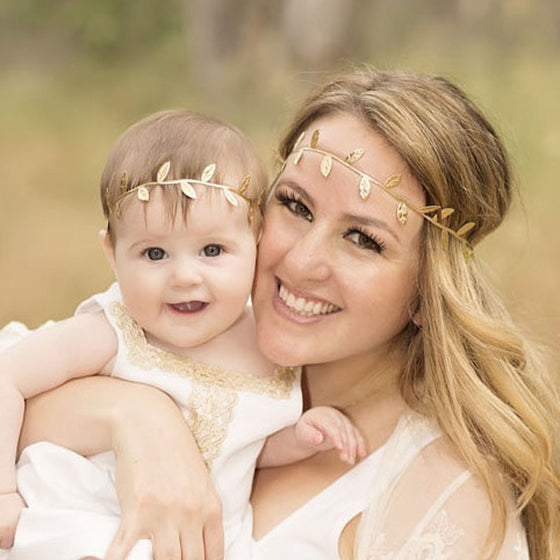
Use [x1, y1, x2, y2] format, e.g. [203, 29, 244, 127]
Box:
[298, 112, 425, 207]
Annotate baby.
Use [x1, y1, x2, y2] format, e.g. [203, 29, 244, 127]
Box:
[0, 110, 364, 559]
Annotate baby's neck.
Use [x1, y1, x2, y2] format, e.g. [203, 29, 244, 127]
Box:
[145, 306, 274, 377]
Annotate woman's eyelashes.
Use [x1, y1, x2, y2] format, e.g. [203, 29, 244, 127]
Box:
[344, 227, 385, 254]
[275, 189, 313, 222]
[276, 188, 386, 255]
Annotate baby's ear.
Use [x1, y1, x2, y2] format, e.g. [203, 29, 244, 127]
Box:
[99, 229, 116, 270]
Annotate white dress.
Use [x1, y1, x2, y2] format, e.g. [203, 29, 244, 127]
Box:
[252, 412, 530, 560]
[2, 283, 302, 560]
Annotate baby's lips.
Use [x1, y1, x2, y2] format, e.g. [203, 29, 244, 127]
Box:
[169, 301, 207, 313]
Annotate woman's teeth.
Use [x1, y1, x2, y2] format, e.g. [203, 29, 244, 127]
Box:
[279, 284, 338, 316]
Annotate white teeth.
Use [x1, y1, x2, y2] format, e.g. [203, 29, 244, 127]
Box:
[278, 283, 338, 317]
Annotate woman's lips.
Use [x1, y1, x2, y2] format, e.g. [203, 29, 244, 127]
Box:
[276, 279, 340, 318]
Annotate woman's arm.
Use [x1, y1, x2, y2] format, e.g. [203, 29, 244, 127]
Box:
[20, 376, 224, 560]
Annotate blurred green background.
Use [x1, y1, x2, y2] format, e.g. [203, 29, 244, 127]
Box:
[1, 0, 559, 343]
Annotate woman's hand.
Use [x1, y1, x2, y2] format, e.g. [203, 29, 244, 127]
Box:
[106, 389, 224, 560]
[21, 377, 224, 560]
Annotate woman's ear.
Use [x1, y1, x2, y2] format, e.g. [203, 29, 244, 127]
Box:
[99, 229, 116, 272]
[411, 298, 422, 329]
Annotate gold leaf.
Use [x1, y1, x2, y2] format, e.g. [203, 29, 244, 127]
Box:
[396, 202, 408, 224]
[359, 175, 371, 200]
[320, 154, 332, 178]
[201, 163, 216, 183]
[157, 161, 171, 183]
[456, 222, 475, 237]
[384, 174, 401, 190]
[419, 205, 441, 214]
[224, 189, 238, 206]
[441, 208, 455, 220]
[310, 129, 320, 149]
[293, 131, 305, 150]
[238, 175, 250, 195]
[119, 171, 128, 192]
[463, 244, 474, 260]
[137, 186, 150, 202]
[180, 180, 197, 199]
[293, 149, 304, 165]
[345, 148, 364, 164]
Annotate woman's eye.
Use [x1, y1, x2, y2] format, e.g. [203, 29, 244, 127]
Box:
[144, 247, 167, 261]
[202, 244, 222, 257]
[345, 230, 385, 254]
[276, 191, 313, 222]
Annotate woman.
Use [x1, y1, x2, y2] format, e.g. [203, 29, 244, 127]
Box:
[18, 68, 560, 560]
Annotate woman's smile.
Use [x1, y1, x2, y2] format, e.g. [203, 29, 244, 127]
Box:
[276, 278, 341, 318]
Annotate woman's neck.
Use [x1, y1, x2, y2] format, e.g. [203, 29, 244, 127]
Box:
[303, 345, 407, 417]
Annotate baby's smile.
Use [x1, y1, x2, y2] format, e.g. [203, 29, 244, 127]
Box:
[168, 301, 208, 313]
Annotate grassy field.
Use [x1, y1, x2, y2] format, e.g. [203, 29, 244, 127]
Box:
[1, 27, 559, 348]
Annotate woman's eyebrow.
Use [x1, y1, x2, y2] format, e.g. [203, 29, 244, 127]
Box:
[276, 179, 315, 205]
[279, 178, 400, 243]
[342, 212, 401, 244]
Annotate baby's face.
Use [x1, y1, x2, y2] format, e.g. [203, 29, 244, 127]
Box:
[105, 186, 257, 353]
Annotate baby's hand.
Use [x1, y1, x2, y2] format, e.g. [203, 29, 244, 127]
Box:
[0, 491, 25, 549]
[294, 406, 367, 464]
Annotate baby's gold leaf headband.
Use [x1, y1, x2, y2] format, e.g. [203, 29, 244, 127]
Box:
[108, 161, 258, 222]
[284, 130, 475, 258]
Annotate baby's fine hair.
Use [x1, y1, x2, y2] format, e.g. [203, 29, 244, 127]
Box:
[101, 110, 268, 238]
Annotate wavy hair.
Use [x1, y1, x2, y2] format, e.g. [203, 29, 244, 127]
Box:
[278, 68, 560, 559]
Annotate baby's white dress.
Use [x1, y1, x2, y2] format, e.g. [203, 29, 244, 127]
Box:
[3, 283, 302, 560]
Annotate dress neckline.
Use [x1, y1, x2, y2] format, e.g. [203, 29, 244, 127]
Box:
[253, 441, 388, 544]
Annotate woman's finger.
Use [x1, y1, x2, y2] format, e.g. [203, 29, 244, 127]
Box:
[152, 529, 183, 560]
[104, 523, 136, 560]
[201, 499, 225, 560]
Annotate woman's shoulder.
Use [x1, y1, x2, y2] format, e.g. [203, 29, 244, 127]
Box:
[354, 412, 528, 560]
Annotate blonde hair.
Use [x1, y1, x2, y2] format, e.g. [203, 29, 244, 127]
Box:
[101, 109, 268, 241]
[278, 68, 560, 559]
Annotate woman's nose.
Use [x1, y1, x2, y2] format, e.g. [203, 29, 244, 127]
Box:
[283, 227, 332, 282]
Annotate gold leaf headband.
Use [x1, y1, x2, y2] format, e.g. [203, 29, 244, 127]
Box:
[108, 161, 258, 223]
[283, 130, 475, 258]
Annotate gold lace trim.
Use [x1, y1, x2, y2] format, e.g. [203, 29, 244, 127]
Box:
[186, 383, 238, 467]
[110, 302, 298, 468]
[111, 302, 297, 397]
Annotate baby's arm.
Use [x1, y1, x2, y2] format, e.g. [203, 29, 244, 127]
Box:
[0, 312, 117, 548]
[257, 406, 366, 468]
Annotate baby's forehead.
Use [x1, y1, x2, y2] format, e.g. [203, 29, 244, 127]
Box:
[114, 187, 255, 239]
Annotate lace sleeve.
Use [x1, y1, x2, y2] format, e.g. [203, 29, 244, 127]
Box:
[355, 435, 528, 560]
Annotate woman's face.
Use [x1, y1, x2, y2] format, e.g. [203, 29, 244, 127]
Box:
[252, 112, 426, 368]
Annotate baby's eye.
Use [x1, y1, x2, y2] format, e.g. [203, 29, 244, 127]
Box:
[202, 244, 223, 257]
[344, 229, 385, 254]
[144, 247, 167, 261]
